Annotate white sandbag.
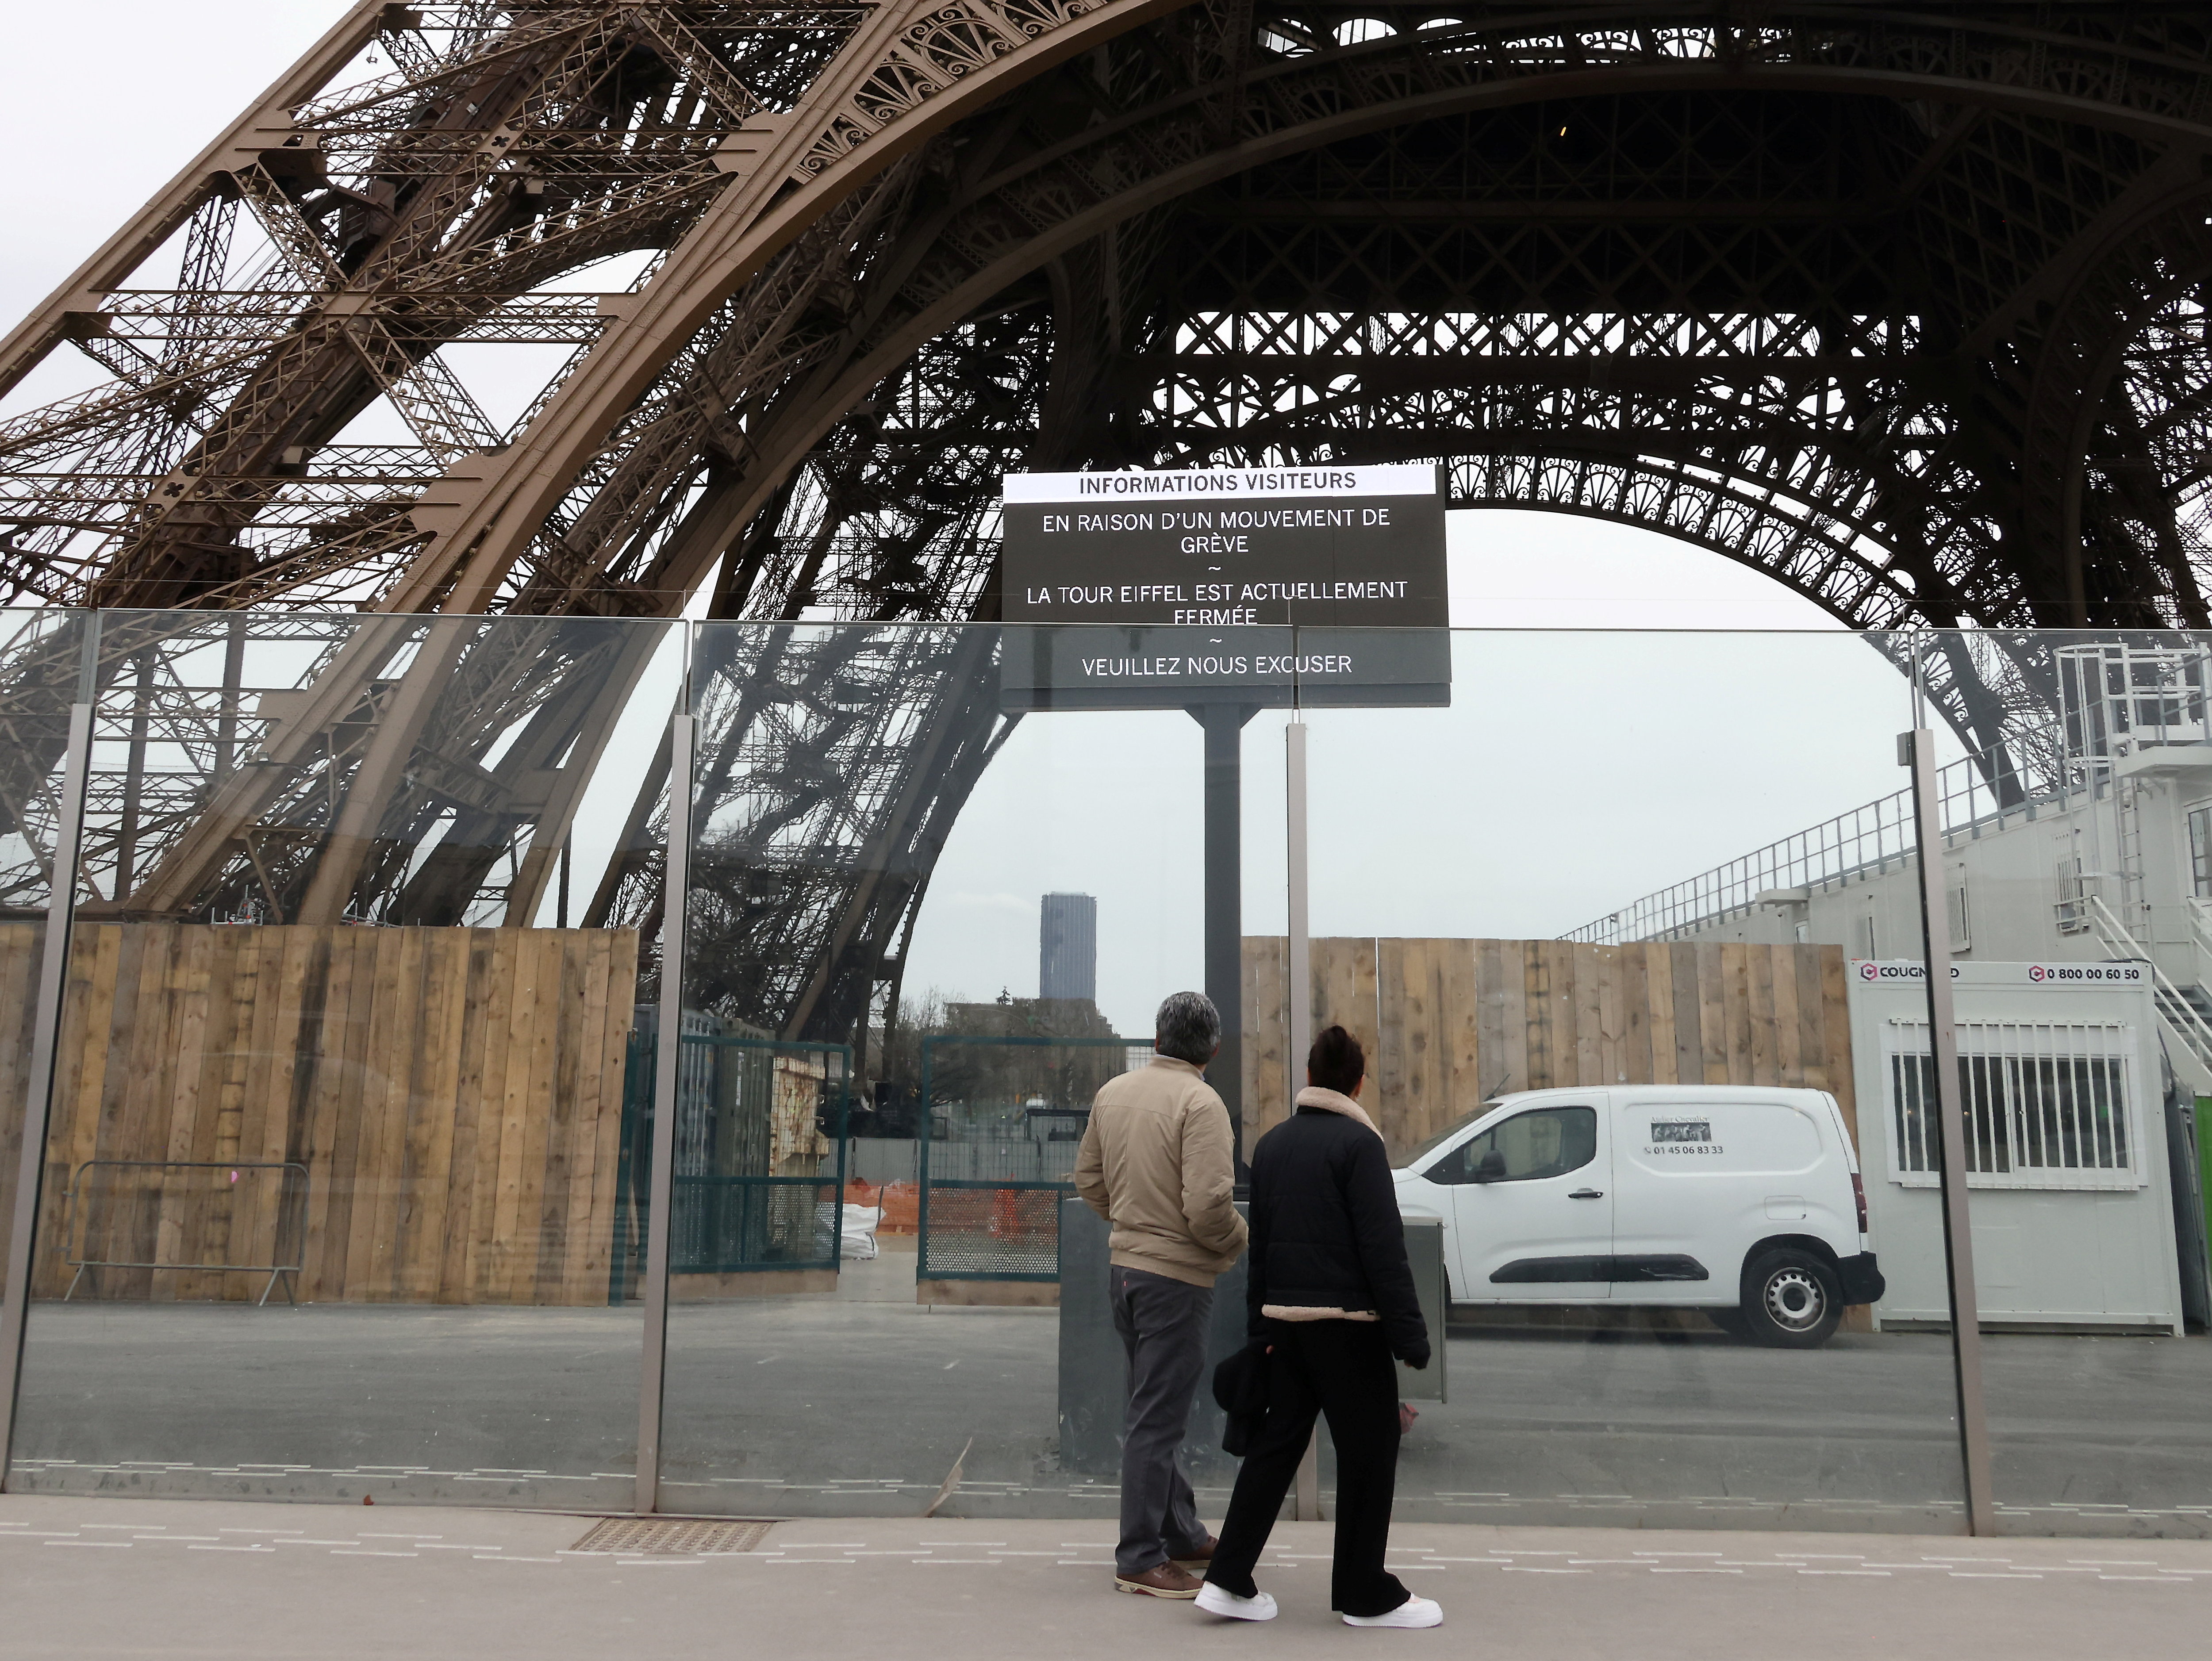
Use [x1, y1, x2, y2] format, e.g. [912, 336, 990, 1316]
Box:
[840, 1203, 883, 1261]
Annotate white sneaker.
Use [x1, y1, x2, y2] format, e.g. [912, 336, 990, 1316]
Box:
[1196, 1583, 1278, 1621]
[1343, 1596, 1443, 1629]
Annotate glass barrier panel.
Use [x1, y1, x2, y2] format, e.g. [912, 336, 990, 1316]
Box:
[0, 609, 88, 1370]
[1905, 627, 2212, 1538]
[1289, 626, 1969, 1533]
[656, 621, 1277, 1521]
[8, 609, 678, 1506]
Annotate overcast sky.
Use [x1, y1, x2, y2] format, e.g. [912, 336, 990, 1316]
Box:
[0, 8, 1934, 1032]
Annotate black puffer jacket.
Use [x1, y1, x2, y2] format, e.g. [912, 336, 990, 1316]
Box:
[1246, 1106, 1430, 1367]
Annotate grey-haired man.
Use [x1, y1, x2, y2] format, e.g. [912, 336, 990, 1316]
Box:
[1073, 990, 1250, 1598]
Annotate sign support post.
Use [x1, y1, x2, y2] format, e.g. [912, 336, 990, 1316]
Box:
[1197, 702, 1255, 1173]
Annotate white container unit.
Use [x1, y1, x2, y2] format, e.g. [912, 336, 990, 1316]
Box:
[1847, 961, 2185, 1334]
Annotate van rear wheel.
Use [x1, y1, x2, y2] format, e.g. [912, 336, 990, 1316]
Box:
[1740, 1250, 1842, 1349]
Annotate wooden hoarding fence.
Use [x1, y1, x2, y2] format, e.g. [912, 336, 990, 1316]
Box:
[1244, 938, 1857, 1164]
[0, 924, 638, 1306]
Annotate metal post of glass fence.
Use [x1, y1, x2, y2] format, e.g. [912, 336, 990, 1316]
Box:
[0, 624, 96, 1490]
[635, 699, 695, 1516]
[1901, 727, 1997, 1536]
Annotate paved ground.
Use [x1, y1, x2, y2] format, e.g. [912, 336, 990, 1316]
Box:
[4, 1498, 2210, 1661]
[12, 1295, 2211, 1534]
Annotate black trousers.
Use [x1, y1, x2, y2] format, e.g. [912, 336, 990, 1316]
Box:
[1204, 1320, 1410, 1618]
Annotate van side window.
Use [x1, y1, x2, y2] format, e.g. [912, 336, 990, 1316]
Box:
[1425, 1106, 1597, 1185]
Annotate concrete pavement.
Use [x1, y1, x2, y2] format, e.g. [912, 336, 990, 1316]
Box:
[3, 1496, 2209, 1661]
[12, 1297, 2211, 1533]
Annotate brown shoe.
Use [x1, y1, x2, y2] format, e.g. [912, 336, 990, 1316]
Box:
[1114, 1562, 1203, 1598]
[1171, 1535, 1218, 1570]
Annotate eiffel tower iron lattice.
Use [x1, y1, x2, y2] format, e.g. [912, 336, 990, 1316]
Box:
[2, 1, 2210, 1043]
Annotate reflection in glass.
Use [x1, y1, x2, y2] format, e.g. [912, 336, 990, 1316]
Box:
[8, 610, 676, 1505]
[1290, 628, 1967, 1531]
[657, 622, 1240, 1519]
[1880, 629, 2212, 1538]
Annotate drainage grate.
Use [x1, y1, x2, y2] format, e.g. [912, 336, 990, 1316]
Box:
[570, 1518, 774, 1555]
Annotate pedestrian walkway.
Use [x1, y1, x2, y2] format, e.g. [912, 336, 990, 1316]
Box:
[4, 1494, 2207, 1659]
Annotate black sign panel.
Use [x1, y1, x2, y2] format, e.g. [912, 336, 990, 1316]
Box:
[1000, 627, 1452, 712]
[999, 466, 1450, 710]
[1002, 465, 1447, 628]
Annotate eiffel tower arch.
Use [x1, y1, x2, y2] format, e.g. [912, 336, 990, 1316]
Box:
[2, 2, 2209, 1041]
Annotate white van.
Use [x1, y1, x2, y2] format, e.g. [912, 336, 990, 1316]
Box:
[1393, 1085, 1884, 1347]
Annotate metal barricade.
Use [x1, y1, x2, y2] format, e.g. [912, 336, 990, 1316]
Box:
[61, 1159, 309, 1307]
[916, 1036, 1149, 1283]
[612, 1028, 852, 1290]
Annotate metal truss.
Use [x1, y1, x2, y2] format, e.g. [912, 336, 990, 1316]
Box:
[4, 3, 2212, 1043]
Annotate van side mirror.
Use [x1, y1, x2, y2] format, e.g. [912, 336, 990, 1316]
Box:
[1473, 1149, 1508, 1183]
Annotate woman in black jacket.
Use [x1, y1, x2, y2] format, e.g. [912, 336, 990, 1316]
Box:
[1195, 1025, 1439, 1629]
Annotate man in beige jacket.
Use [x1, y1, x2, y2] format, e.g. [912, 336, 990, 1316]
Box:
[1074, 991, 1248, 1598]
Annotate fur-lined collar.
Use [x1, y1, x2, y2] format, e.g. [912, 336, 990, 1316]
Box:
[1294, 1084, 1382, 1139]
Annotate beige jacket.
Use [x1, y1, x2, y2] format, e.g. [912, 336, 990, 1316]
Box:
[1073, 1055, 1248, 1286]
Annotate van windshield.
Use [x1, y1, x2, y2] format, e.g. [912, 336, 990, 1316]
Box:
[1395, 1105, 1501, 1169]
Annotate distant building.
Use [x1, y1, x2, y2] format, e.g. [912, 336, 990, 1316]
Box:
[1040, 892, 1098, 1002]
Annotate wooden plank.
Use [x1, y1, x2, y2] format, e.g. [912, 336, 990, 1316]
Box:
[169, 925, 231, 1301]
[502, 930, 556, 1303]
[577, 930, 640, 1299]
[442, 931, 499, 1303]
[533, 934, 588, 1301]
[466, 928, 524, 1302]
[1559, 941, 1597, 1088]
[1242, 935, 1289, 1142]
[401, 931, 468, 1304]
[210, 929, 264, 1301]
[0, 928, 33, 1252]
[557, 931, 614, 1303]
[1694, 941, 1728, 1085]
[1668, 943, 1705, 1086]
[1770, 945, 1805, 1087]
[300, 931, 357, 1300]
[1795, 947, 1828, 1097]
[270, 929, 324, 1290]
[1435, 939, 1482, 1138]
[1642, 942, 1678, 1086]
[1746, 944, 1778, 1087]
[118, 925, 183, 1300]
[1720, 942, 1753, 1086]
[1377, 939, 1443, 1161]
[1590, 945, 1622, 1088]
[484, 927, 535, 1302]
[1494, 940, 1529, 1100]
[1620, 944, 1655, 1086]
[1521, 941, 1552, 1090]
[50, 926, 125, 1295]
[1311, 936, 1379, 1078]
[1818, 945, 1862, 1151]
[358, 927, 423, 1301]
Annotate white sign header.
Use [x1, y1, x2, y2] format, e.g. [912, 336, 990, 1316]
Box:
[1848, 959, 2149, 987]
[1004, 465, 1437, 505]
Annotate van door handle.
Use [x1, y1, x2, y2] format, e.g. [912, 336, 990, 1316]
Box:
[1569, 1189, 1603, 1200]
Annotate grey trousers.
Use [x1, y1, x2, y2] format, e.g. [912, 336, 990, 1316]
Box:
[1110, 1264, 1214, 1577]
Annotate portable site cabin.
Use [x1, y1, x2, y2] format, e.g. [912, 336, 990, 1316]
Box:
[1847, 960, 2187, 1334]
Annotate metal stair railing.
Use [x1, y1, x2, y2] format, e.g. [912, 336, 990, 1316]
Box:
[2089, 894, 2212, 1083]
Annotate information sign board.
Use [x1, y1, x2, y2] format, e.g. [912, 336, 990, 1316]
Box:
[999, 465, 1449, 710]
